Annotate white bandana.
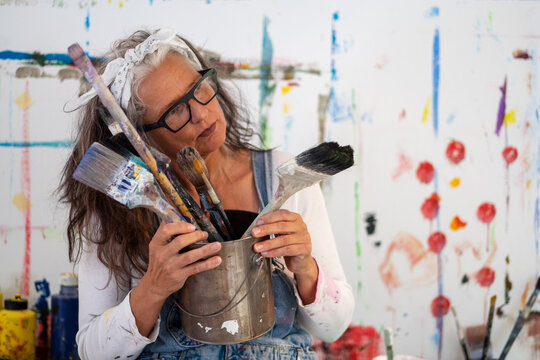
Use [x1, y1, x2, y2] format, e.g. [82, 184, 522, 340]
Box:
[64, 27, 202, 112]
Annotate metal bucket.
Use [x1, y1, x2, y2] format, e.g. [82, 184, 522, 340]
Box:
[174, 210, 275, 344]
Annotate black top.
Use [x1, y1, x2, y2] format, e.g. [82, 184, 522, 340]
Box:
[5, 294, 28, 310]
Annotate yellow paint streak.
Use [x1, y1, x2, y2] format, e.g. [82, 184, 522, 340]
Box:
[527, 179, 531, 189]
[12, 193, 32, 213]
[103, 308, 114, 324]
[503, 109, 517, 126]
[15, 91, 34, 111]
[421, 97, 432, 123]
[281, 85, 292, 95]
[449, 177, 461, 188]
[283, 103, 290, 115]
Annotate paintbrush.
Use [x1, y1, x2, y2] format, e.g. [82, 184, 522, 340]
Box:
[481, 295, 496, 360]
[499, 276, 540, 360]
[73, 142, 185, 224]
[241, 142, 354, 239]
[383, 327, 394, 360]
[67, 43, 198, 227]
[103, 134, 224, 242]
[177, 146, 236, 241]
[451, 307, 470, 360]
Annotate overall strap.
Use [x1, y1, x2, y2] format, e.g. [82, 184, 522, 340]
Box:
[252, 150, 273, 209]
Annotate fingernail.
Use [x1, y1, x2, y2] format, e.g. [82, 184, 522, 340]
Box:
[211, 242, 220, 251]
[252, 228, 260, 235]
[202, 231, 209, 239]
[257, 219, 264, 225]
[187, 224, 196, 231]
[254, 244, 262, 252]
[213, 257, 221, 265]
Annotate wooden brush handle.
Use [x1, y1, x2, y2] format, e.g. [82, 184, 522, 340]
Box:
[68, 43, 197, 227]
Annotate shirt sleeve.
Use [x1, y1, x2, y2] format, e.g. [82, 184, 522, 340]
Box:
[274, 151, 355, 343]
[76, 240, 160, 360]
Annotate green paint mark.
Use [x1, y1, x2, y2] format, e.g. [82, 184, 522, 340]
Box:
[258, 16, 275, 148]
[355, 181, 361, 257]
[490, 221, 496, 246]
[43, 227, 63, 238]
[488, 11, 493, 30]
[357, 281, 362, 293]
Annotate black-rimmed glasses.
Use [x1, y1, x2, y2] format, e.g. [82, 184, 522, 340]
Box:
[141, 68, 219, 133]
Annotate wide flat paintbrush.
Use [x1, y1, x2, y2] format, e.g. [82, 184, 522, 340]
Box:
[241, 142, 354, 239]
[177, 146, 235, 241]
[499, 276, 540, 360]
[67, 43, 198, 227]
[103, 134, 224, 242]
[73, 142, 185, 224]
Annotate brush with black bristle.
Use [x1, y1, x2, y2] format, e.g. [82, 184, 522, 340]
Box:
[73, 142, 186, 225]
[102, 134, 224, 242]
[241, 141, 354, 239]
[177, 146, 236, 241]
[499, 276, 540, 360]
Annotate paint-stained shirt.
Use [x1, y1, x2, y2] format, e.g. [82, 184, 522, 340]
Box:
[76, 150, 354, 360]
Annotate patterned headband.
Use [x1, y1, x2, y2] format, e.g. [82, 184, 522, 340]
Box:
[64, 27, 202, 112]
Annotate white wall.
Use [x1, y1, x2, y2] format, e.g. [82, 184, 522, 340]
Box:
[0, 1, 539, 359]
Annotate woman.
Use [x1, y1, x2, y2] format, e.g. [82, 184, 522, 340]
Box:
[60, 27, 354, 359]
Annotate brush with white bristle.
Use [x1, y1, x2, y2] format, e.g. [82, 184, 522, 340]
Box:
[177, 146, 235, 241]
[242, 142, 354, 239]
[74, 142, 186, 225]
[102, 134, 224, 242]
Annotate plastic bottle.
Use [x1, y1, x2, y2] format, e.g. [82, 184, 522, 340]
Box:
[0, 293, 36, 360]
[51, 273, 79, 360]
[34, 279, 51, 360]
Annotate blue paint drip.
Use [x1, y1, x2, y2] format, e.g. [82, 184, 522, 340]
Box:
[433, 29, 440, 137]
[259, 16, 273, 109]
[85, 9, 90, 31]
[0, 140, 73, 148]
[149, 0, 154, 5]
[425, 7, 440, 18]
[446, 113, 456, 124]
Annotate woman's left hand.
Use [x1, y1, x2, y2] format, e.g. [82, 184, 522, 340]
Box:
[251, 209, 316, 276]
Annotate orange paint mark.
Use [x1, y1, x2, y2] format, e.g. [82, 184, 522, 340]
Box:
[12, 193, 32, 213]
[521, 282, 530, 309]
[449, 177, 461, 187]
[239, 63, 250, 69]
[450, 216, 467, 231]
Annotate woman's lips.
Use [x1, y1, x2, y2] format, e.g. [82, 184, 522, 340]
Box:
[198, 122, 216, 138]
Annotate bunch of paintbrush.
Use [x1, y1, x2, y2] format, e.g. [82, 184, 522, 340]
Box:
[498, 276, 540, 360]
[102, 134, 224, 242]
[241, 142, 354, 239]
[73, 142, 184, 224]
[177, 147, 236, 241]
[68, 43, 199, 228]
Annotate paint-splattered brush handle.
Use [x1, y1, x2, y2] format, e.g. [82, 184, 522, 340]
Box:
[67, 43, 198, 228]
[481, 295, 496, 360]
[162, 165, 224, 242]
[499, 276, 540, 360]
[198, 192, 233, 241]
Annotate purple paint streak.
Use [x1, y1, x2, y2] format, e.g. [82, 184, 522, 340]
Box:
[495, 77, 507, 136]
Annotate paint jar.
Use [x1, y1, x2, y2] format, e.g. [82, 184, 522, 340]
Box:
[0, 293, 36, 360]
[51, 273, 79, 360]
[174, 210, 275, 344]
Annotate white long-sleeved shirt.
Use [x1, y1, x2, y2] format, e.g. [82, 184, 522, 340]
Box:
[76, 150, 354, 359]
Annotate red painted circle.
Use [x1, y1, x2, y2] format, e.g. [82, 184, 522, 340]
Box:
[421, 193, 439, 220]
[502, 146, 518, 165]
[428, 232, 447, 253]
[477, 202, 496, 224]
[476, 267, 495, 287]
[416, 161, 435, 183]
[431, 295, 451, 318]
[446, 141, 466, 164]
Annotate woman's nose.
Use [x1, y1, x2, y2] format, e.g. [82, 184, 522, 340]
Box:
[189, 99, 208, 124]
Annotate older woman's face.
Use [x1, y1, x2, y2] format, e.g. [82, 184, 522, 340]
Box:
[138, 53, 226, 159]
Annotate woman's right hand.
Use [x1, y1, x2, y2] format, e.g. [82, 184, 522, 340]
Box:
[130, 221, 222, 337]
[143, 221, 222, 299]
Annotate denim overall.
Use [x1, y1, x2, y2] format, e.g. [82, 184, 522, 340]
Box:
[138, 151, 316, 359]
